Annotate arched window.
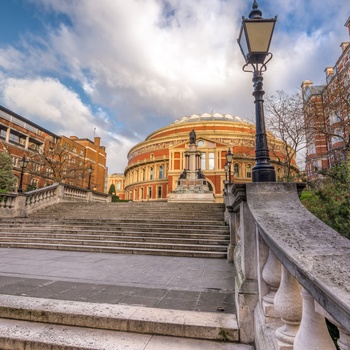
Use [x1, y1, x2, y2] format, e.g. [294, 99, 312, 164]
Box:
[246, 164, 252, 178]
[116, 181, 121, 190]
[159, 166, 163, 179]
[234, 164, 239, 178]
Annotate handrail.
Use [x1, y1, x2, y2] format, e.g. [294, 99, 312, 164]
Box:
[224, 182, 350, 348]
[0, 183, 110, 218]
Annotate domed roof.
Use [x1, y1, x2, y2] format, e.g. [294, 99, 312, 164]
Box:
[171, 113, 246, 124]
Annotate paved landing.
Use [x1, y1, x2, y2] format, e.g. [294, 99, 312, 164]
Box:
[0, 248, 235, 313]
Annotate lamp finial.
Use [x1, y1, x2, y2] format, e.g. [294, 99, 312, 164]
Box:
[249, 0, 263, 19]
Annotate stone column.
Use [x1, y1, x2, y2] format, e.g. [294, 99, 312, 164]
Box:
[294, 288, 336, 350]
[274, 266, 302, 347]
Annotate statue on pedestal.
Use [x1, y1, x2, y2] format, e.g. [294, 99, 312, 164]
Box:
[189, 129, 196, 144]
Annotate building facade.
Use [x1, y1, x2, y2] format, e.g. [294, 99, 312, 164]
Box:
[107, 173, 126, 199]
[122, 113, 298, 203]
[0, 105, 107, 192]
[301, 17, 350, 179]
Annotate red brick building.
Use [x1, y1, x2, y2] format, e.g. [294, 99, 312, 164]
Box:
[123, 113, 298, 203]
[0, 105, 107, 192]
[302, 17, 350, 179]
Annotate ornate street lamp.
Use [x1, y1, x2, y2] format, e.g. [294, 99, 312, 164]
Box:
[237, 0, 277, 182]
[225, 148, 233, 184]
[18, 156, 29, 193]
[87, 165, 93, 190]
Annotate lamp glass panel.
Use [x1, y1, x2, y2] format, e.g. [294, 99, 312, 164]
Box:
[238, 24, 249, 59]
[19, 158, 28, 168]
[245, 21, 275, 53]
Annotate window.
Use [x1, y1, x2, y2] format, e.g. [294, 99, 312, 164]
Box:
[157, 186, 162, 198]
[148, 186, 152, 199]
[140, 188, 144, 200]
[116, 181, 121, 190]
[331, 129, 343, 144]
[142, 169, 146, 181]
[208, 152, 215, 170]
[159, 166, 163, 179]
[150, 167, 154, 180]
[197, 140, 204, 147]
[246, 164, 252, 178]
[234, 164, 240, 177]
[201, 153, 206, 170]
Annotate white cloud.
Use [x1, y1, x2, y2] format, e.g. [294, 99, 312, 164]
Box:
[0, 0, 349, 172]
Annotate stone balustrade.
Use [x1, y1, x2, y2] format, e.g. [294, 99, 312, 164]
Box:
[224, 183, 350, 350]
[0, 183, 111, 218]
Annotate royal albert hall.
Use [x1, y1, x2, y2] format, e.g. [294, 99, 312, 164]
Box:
[123, 113, 298, 203]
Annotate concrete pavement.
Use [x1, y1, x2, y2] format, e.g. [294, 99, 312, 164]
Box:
[0, 248, 235, 313]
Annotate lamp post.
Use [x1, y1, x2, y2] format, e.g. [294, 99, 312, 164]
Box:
[225, 148, 233, 184]
[224, 162, 229, 182]
[18, 156, 29, 193]
[237, 0, 277, 182]
[87, 165, 93, 190]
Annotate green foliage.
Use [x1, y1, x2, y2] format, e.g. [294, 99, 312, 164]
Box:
[108, 184, 116, 195]
[0, 152, 17, 192]
[301, 163, 350, 239]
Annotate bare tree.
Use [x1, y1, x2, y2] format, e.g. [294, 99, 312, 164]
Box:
[265, 90, 306, 181]
[31, 139, 87, 187]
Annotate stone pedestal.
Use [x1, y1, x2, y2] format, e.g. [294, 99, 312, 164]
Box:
[168, 137, 215, 203]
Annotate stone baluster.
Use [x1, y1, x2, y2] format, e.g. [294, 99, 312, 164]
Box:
[338, 326, 350, 350]
[261, 248, 281, 318]
[274, 266, 302, 347]
[294, 288, 336, 350]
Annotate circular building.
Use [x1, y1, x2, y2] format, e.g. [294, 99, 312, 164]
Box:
[123, 113, 298, 203]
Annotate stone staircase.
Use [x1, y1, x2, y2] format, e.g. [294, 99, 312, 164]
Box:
[0, 201, 254, 349]
[0, 202, 229, 258]
[0, 294, 255, 350]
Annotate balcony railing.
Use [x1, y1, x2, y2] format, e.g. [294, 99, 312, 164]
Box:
[0, 183, 111, 218]
[224, 182, 350, 349]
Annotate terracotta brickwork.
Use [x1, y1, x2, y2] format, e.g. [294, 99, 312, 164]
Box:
[122, 113, 298, 203]
[302, 18, 350, 179]
[0, 105, 107, 193]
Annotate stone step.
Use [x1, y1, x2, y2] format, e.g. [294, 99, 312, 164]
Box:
[0, 295, 239, 341]
[0, 319, 253, 350]
[0, 221, 229, 230]
[0, 232, 229, 245]
[0, 242, 227, 258]
[0, 237, 228, 251]
[0, 295, 253, 350]
[0, 226, 229, 235]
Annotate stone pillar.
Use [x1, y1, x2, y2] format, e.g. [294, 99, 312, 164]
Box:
[234, 200, 259, 343]
[294, 288, 336, 350]
[274, 266, 302, 347]
[14, 194, 26, 218]
[6, 127, 10, 142]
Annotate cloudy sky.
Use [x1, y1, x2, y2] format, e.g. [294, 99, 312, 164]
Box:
[0, 0, 349, 173]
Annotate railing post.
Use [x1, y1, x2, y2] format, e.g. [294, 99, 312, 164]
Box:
[14, 194, 26, 218]
[274, 266, 302, 348]
[294, 288, 336, 350]
[229, 184, 259, 344]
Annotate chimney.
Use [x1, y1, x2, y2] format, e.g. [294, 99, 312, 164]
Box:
[94, 137, 101, 147]
[324, 66, 334, 77]
[340, 42, 349, 52]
